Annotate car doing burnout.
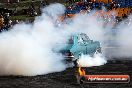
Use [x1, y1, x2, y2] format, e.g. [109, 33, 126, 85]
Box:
[59, 33, 101, 66]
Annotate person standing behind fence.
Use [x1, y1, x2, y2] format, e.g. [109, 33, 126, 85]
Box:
[4, 13, 10, 26]
[0, 15, 4, 31]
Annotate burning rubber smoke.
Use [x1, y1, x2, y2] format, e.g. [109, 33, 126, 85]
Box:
[0, 3, 106, 76]
[78, 54, 107, 67]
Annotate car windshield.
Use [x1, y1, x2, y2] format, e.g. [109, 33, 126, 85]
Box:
[78, 33, 90, 44]
[80, 33, 90, 41]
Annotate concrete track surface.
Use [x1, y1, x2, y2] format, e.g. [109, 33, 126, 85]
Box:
[0, 60, 132, 88]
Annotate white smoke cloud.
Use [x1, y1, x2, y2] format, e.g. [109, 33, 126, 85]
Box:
[115, 16, 132, 58]
[0, 3, 67, 76]
[103, 15, 132, 58]
[0, 3, 106, 76]
[78, 54, 107, 67]
[72, 13, 104, 41]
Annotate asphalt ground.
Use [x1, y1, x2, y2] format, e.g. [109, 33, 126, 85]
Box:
[0, 60, 132, 88]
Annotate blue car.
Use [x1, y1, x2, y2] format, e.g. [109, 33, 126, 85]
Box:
[60, 33, 101, 65]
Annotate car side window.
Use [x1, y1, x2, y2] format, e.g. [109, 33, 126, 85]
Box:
[78, 35, 84, 45]
[78, 33, 90, 45]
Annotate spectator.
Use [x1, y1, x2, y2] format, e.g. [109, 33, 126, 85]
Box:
[0, 15, 4, 27]
[4, 20, 13, 31]
[8, 20, 12, 26]
[0, 15, 4, 32]
[40, 1, 45, 9]
[13, 20, 19, 25]
[4, 13, 10, 26]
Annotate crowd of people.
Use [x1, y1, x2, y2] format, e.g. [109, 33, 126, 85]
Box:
[64, 0, 132, 27]
[0, 0, 132, 32]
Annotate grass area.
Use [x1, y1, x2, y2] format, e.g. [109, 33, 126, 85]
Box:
[10, 15, 35, 21]
[0, 0, 65, 9]
[0, 0, 65, 21]
[0, 0, 42, 10]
